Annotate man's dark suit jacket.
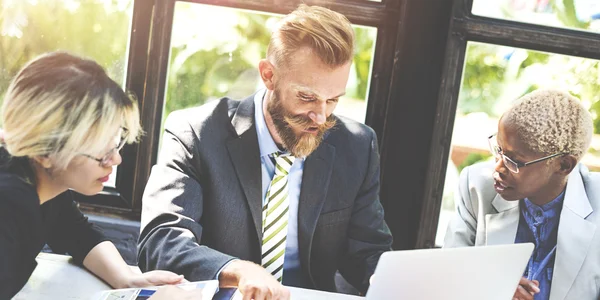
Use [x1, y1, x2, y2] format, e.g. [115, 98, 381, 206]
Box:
[138, 94, 393, 294]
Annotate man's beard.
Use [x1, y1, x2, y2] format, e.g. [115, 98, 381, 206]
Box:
[267, 89, 336, 158]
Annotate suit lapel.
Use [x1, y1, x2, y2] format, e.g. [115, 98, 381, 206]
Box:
[297, 142, 335, 282]
[550, 166, 596, 300]
[226, 96, 264, 242]
[485, 194, 520, 245]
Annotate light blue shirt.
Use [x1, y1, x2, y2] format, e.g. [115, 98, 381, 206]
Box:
[254, 90, 305, 286]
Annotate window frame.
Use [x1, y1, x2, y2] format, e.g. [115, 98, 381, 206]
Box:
[416, 0, 600, 248]
[78, 0, 405, 219]
[73, 0, 153, 218]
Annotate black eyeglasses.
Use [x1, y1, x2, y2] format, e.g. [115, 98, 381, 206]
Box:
[81, 128, 129, 167]
[488, 133, 566, 173]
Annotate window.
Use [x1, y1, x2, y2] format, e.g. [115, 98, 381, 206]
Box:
[472, 0, 600, 34]
[417, 0, 600, 248]
[0, 0, 472, 252]
[162, 2, 377, 134]
[2, 0, 450, 250]
[121, 0, 450, 251]
[434, 42, 600, 246]
[117, 0, 404, 217]
[0, 0, 132, 100]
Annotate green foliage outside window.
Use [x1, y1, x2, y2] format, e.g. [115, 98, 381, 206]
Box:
[164, 3, 376, 122]
[458, 0, 600, 171]
[0, 1, 376, 129]
[463, 0, 600, 135]
[457, 153, 493, 174]
[460, 44, 600, 133]
[0, 0, 132, 127]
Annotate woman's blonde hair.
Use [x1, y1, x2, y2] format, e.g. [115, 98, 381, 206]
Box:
[267, 4, 355, 68]
[1, 51, 142, 173]
[503, 89, 593, 160]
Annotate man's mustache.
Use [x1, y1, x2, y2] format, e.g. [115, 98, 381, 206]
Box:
[283, 114, 336, 132]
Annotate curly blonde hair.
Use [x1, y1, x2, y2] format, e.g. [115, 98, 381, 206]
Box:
[503, 89, 593, 160]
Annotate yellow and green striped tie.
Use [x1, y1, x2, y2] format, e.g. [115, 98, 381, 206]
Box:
[261, 152, 295, 282]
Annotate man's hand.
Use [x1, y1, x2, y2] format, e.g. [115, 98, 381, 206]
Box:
[512, 277, 540, 300]
[149, 285, 203, 300]
[219, 260, 290, 300]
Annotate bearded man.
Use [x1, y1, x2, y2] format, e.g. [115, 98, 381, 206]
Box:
[138, 5, 392, 300]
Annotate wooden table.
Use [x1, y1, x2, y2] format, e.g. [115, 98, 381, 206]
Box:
[14, 253, 363, 300]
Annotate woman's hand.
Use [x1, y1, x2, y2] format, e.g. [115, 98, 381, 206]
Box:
[149, 285, 203, 300]
[83, 242, 187, 289]
[125, 270, 186, 288]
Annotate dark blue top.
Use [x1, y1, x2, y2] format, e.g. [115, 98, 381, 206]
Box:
[515, 191, 565, 300]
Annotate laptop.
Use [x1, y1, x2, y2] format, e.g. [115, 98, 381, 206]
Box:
[366, 243, 534, 300]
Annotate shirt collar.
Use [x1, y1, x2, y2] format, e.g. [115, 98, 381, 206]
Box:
[523, 190, 565, 221]
[254, 89, 280, 158]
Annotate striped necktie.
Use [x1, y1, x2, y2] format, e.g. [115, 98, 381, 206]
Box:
[261, 152, 295, 282]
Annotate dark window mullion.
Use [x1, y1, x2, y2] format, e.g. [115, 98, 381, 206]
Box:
[76, 190, 130, 210]
[378, 0, 453, 250]
[78, 194, 142, 220]
[364, 12, 402, 146]
[178, 0, 391, 27]
[131, 0, 177, 207]
[118, 0, 156, 210]
[73, 0, 155, 216]
[456, 15, 600, 60]
[382, 0, 401, 10]
[415, 31, 468, 249]
[457, 0, 600, 60]
[412, 0, 471, 249]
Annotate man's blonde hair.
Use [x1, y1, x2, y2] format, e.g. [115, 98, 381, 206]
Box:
[267, 4, 355, 68]
[1, 52, 142, 172]
[503, 89, 593, 160]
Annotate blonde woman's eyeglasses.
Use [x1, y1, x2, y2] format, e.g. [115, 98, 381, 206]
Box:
[81, 129, 129, 167]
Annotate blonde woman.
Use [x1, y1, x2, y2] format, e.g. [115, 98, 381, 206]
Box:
[0, 52, 200, 299]
[444, 89, 600, 300]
